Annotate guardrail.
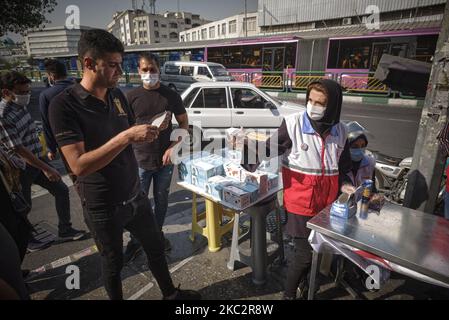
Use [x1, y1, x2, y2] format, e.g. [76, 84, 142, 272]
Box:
[290, 72, 335, 92]
[1, 69, 423, 99]
[250, 71, 285, 92]
[338, 72, 390, 97]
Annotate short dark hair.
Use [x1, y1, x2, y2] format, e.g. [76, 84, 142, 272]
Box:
[0, 71, 31, 91]
[138, 52, 160, 68]
[44, 59, 67, 78]
[78, 29, 124, 64]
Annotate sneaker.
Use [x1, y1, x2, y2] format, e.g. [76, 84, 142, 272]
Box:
[58, 228, 86, 242]
[164, 285, 201, 300]
[27, 238, 52, 253]
[164, 236, 172, 252]
[123, 241, 143, 264]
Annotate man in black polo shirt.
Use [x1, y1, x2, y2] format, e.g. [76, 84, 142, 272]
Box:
[48, 29, 200, 300]
[124, 53, 188, 259]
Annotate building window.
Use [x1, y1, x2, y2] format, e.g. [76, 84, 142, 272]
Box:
[169, 32, 178, 39]
[229, 20, 237, 34]
[221, 23, 226, 35]
[162, 34, 168, 39]
[186, 33, 190, 41]
[192, 31, 197, 41]
[170, 22, 178, 28]
[154, 20, 159, 27]
[180, 35, 185, 42]
[201, 28, 207, 40]
[143, 31, 147, 37]
[243, 17, 256, 32]
[154, 30, 159, 38]
[209, 26, 215, 38]
[218, 25, 221, 36]
[185, 18, 191, 24]
[161, 24, 167, 28]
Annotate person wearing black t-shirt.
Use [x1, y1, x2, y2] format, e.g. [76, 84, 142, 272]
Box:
[48, 29, 200, 300]
[124, 53, 188, 259]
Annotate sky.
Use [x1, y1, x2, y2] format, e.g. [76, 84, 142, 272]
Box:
[4, 0, 258, 42]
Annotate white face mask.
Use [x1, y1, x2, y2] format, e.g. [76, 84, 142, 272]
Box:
[306, 102, 326, 121]
[141, 72, 159, 86]
[14, 94, 31, 107]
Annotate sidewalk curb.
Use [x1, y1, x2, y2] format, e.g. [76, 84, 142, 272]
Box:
[267, 91, 424, 108]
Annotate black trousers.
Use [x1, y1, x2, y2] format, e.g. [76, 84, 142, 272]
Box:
[284, 212, 313, 298]
[0, 179, 31, 262]
[80, 189, 176, 300]
[20, 164, 72, 233]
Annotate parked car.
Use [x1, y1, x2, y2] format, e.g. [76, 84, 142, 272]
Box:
[161, 61, 233, 92]
[175, 81, 305, 146]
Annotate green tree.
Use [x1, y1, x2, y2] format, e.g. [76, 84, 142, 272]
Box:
[0, 0, 58, 36]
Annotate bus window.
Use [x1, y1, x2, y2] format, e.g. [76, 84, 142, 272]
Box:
[242, 45, 262, 68]
[327, 39, 371, 69]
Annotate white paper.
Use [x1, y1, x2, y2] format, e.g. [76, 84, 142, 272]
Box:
[150, 111, 168, 128]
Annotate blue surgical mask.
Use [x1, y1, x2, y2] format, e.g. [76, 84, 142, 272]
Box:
[350, 148, 366, 162]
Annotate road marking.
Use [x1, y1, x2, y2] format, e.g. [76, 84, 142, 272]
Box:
[344, 113, 416, 123]
[127, 255, 195, 300]
[27, 245, 98, 280]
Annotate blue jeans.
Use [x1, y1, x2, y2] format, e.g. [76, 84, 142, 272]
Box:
[138, 165, 174, 230]
[445, 191, 449, 220]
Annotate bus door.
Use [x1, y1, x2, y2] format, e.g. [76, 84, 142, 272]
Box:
[262, 47, 285, 71]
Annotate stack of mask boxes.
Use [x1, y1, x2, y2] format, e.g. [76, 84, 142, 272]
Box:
[179, 151, 280, 210]
[191, 154, 224, 189]
[178, 151, 211, 184]
[205, 176, 240, 200]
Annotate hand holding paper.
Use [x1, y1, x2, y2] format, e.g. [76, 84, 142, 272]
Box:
[150, 111, 172, 131]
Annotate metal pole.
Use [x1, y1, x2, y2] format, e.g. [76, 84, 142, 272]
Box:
[244, 0, 248, 38]
[403, 1, 449, 213]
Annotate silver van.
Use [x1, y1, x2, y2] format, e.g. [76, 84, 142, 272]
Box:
[160, 61, 233, 92]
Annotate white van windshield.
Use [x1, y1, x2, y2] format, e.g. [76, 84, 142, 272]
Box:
[209, 66, 229, 77]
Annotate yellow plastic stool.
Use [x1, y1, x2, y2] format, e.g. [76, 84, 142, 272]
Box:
[190, 192, 236, 252]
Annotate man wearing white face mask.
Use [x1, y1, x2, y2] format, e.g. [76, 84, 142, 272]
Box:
[0, 71, 85, 251]
[125, 53, 189, 260]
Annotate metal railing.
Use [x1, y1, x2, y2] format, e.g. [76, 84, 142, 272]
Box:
[1, 68, 424, 100]
[338, 72, 390, 96]
[290, 72, 335, 92]
[250, 71, 285, 92]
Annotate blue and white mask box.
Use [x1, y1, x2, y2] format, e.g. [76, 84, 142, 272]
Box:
[244, 170, 268, 195]
[223, 185, 252, 209]
[205, 176, 240, 200]
[178, 151, 211, 183]
[239, 183, 260, 202]
[224, 162, 246, 181]
[267, 172, 279, 190]
[191, 157, 224, 189]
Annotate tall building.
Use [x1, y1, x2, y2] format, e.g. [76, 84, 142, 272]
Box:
[257, 0, 446, 34]
[25, 26, 91, 69]
[107, 10, 210, 46]
[179, 12, 259, 42]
